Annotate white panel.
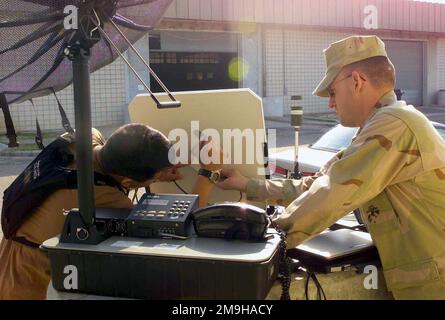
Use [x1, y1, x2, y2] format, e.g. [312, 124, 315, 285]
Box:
[254, 0, 265, 22]
[435, 4, 441, 33]
[188, 0, 200, 20]
[274, 0, 284, 24]
[293, 0, 303, 24]
[232, 0, 244, 21]
[163, 1, 177, 18]
[335, 0, 346, 27]
[199, 0, 212, 20]
[319, 0, 329, 27]
[428, 4, 435, 32]
[409, 1, 417, 31]
[176, 0, 189, 19]
[352, 0, 361, 28]
[222, 0, 234, 21]
[242, 0, 255, 21]
[442, 6, 445, 32]
[389, 0, 397, 30]
[263, 0, 274, 23]
[403, 0, 410, 31]
[161, 0, 445, 33]
[128, 89, 267, 205]
[211, 0, 223, 21]
[283, 0, 293, 25]
[438, 39, 445, 91]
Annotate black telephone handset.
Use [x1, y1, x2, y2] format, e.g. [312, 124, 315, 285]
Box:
[192, 202, 270, 241]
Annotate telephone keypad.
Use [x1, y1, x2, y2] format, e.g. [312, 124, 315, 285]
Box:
[127, 193, 199, 238]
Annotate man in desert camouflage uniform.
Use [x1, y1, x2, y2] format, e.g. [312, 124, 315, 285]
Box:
[217, 35, 445, 299]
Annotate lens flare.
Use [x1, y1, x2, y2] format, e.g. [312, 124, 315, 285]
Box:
[228, 57, 249, 82]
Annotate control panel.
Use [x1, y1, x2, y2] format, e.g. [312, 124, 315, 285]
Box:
[126, 193, 199, 238]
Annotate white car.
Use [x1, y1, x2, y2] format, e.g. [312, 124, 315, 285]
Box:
[269, 121, 445, 178]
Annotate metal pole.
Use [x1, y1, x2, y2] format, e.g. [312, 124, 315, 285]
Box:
[290, 96, 303, 179]
[72, 46, 95, 226]
[96, 22, 180, 109]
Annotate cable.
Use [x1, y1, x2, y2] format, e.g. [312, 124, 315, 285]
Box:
[270, 220, 292, 300]
[305, 272, 310, 300]
[314, 274, 321, 300]
[174, 180, 188, 194]
[131, 188, 139, 204]
[304, 271, 327, 300]
[312, 273, 327, 300]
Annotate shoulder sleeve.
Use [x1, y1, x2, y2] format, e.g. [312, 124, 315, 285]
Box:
[91, 128, 106, 147]
[246, 177, 317, 206]
[59, 128, 106, 149]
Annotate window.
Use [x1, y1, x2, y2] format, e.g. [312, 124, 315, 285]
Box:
[149, 34, 161, 50]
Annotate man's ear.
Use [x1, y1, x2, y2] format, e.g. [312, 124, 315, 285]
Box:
[352, 71, 365, 93]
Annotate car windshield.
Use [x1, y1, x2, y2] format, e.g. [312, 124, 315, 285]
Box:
[311, 125, 358, 152]
[311, 124, 445, 153]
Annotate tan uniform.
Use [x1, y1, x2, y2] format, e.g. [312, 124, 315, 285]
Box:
[0, 129, 132, 299]
[248, 92, 445, 299]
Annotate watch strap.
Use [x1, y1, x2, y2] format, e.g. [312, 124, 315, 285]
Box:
[198, 168, 212, 178]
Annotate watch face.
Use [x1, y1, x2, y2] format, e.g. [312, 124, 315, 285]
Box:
[209, 171, 220, 183]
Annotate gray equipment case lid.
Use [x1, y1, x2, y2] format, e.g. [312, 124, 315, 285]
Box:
[41, 228, 281, 263]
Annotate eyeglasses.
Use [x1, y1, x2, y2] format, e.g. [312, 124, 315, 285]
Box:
[327, 73, 367, 98]
[327, 74, 352, 98]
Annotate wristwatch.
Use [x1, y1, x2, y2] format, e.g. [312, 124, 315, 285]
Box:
[198, 168, 221, 183]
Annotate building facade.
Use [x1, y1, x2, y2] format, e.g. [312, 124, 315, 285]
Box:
[2, 0, 445, 133]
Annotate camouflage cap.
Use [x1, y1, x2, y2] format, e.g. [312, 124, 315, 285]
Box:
[313, 35, 393, 97]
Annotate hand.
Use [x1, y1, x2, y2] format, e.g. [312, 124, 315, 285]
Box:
[215, 169, 249, 192]
[198, 134, 224, 172]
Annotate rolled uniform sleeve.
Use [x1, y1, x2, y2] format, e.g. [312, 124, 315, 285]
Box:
[274, 114, 419, 248]
[246, 151, 344, 206]
[246, 177, 316, 206]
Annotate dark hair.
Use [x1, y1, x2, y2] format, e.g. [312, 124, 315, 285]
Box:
[99, 124, 173, 181]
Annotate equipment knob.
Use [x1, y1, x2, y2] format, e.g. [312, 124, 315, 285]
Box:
[76, 228, 89, 241]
